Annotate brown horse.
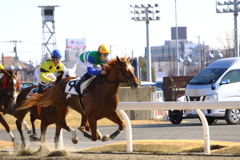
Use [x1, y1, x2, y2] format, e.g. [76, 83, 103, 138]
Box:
[19, 56, 139, 142]
[15, 65, 78, 149]
[0, 69, 20, 149]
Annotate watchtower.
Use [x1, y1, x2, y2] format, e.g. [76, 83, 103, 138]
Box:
[38, 5, 59, 61]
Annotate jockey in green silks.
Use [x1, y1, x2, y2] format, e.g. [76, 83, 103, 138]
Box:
[76, 44, 110, 84]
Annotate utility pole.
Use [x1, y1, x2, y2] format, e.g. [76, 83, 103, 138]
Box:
[9, 40, 21, 64]
[1, 53, 3, 66]
[198, 36, 201, 72]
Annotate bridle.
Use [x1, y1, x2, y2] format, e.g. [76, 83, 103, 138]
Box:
[0, 74, 19, 99]
[105, 61, 134, 84]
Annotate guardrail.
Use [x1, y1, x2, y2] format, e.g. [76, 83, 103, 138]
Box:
[117, 101, 240, 154]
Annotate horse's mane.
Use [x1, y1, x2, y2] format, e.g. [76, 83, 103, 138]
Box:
[104, 57, 128, 72]
[5, 69, 14, 75]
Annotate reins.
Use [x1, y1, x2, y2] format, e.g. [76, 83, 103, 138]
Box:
[1, 75, 19, 92]
[82, 75, 102, 96]
[104, 61, 134, 84]
[0, 72, 20, 100]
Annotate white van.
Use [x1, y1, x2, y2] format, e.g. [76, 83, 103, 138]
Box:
[184, 57, 240, 125]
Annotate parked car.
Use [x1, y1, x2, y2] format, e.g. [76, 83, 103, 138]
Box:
[184, 57, 240, 125]
[20, 82, 37, 91]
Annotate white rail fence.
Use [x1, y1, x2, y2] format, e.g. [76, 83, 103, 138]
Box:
[58, 101, 240, 154]
[117, 101, 240, 154]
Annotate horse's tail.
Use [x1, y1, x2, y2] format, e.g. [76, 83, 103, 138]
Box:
[17, 91, 52, 110]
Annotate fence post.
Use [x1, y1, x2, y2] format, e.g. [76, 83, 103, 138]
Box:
[119, 110, 133, 152]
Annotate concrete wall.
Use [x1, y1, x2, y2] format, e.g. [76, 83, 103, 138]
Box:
[118, 86, 156, 120]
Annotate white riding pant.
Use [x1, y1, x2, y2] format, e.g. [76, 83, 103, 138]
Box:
[76, 58, 102, 77]
[34, 67, 56, 85]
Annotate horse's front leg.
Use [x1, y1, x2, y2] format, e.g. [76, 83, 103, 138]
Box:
[78, 114, 104, 140]
[55, 104, 78, 144]
[54, 123, 62, 150]
[39, 121, 48, 143]
[22, 121, 31, 134]
[77, 114, 90, 132]
[101, 110, 124, 142]
[87, 116, 98, 141]
[0, 113, 19, 150]
[29, 112, 40, 142]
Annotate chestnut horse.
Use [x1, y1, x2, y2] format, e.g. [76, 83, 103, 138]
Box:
[19, 56, 139, 142]
[15, 65, 78, 149]
[0, 69, 20, 149]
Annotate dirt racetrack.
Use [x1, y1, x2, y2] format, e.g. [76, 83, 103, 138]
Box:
[0, 150, 240, 160]
[1, 140, 240, 160]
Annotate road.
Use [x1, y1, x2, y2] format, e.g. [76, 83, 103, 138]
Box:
[0, 118, 239, 151]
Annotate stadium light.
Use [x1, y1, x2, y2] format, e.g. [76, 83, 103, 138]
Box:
[130, 3, 160, 82]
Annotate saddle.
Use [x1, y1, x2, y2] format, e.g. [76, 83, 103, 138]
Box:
[65, 77, 95, 111]
[41, 85, 53, 93]
[27, 84, 53, 98]
[74, 73, 92, 97]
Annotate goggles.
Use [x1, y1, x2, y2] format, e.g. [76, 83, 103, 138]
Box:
[54, 57, 62, 61]
[101, 53, 109, 57]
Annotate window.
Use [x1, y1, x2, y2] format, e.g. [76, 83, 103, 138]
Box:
[44, 10, 53, 16]
[223, 70, 240, 83]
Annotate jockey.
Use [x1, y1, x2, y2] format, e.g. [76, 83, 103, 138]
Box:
[34, 49, 66, 93]
[0, 63, 4, 77]
[76, 44, 109, 85]
[0, 63, 4, 70]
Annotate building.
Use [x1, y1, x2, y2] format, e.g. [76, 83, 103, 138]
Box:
[0, 56, 36, 82]
[150, 27, 209, 77]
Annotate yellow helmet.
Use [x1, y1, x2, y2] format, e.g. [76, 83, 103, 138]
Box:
[98, 44, 110, 54]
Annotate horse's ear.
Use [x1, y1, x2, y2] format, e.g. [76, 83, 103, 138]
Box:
[116, 56, 121, 62]
[15, 69, 18, 77]
[72, 63, 76, 72]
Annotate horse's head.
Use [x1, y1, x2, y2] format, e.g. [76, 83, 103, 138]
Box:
[0, 69, 20, 100]
[104, 56, 139, 89]
[62, 63, 77, 78]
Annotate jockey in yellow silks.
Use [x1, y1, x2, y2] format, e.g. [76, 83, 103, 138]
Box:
[34, 49, 66, 93]
[0, 63, 4, 70]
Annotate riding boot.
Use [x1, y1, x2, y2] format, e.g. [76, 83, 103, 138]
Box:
[75, 73, 92, 96]
[80, 73, 92, 84]
[38, 83, 43, 94]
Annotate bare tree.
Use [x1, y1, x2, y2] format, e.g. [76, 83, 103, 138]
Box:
[217, 31, 234, 50]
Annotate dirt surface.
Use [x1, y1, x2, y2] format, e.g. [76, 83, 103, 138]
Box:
[1, 117, 240, 159]
[0, 150, 239, 160]
[0, 143, 240, 160]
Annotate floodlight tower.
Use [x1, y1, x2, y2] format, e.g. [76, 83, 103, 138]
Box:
[38, 5, 59, 61]
[216, 0, 239, 57]
[130, 4, 160, 82]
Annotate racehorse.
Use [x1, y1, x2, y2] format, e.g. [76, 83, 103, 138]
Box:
[15, 64, 78, 149]
[19, 56, 139, 142]
[0, 69, 20, 149]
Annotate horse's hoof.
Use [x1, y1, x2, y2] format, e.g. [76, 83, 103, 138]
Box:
[98, 135, 102, 140]
[72, 137, 78, 144]
[13, 141, 19, 151]
[27, 130, 32, 134]
[101, 135, 111, 142]
[97, 130, 102, 140]
[20, 143, 26, 150]
[29, 135, 40, 142]
[77, 126, 85, 132]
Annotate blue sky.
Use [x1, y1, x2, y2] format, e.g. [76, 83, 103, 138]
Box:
[0, 0, 236, 65]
